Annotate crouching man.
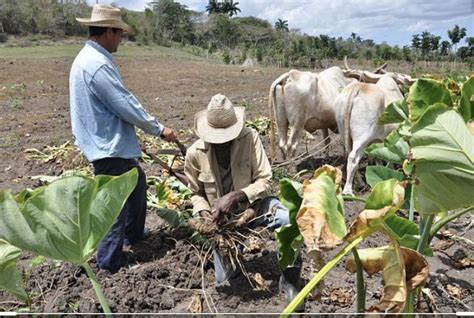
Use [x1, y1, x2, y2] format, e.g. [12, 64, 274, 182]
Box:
[184, 94, 303, 307]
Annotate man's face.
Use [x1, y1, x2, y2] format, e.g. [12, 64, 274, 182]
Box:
[107, 28, 123, 53]
[214, 141, 231, 167]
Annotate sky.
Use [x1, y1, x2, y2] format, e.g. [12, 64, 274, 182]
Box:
[87, 0, 474, 46]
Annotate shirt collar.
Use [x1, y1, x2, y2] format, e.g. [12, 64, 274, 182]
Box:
[86, 40, 113, 62]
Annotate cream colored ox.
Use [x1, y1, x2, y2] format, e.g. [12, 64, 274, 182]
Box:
[335, 74, 403, 195]
[269, 67, 355, 160]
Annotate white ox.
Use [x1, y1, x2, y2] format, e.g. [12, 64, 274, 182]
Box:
[268, 67, 355, 160]
[335, 74, 403, 195]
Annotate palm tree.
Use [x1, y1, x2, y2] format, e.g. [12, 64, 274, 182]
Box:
[274, 18, 289, 32]
[448, 24, 467, 69]
[448, 24, 467, 54]
[222, 0, 240, 17]
[206, 0, 222, 15]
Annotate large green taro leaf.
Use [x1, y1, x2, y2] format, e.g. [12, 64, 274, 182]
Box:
[407, 78, 453, 124]
[0, 169, 138, 264]
[365, 129, 408, 164]
[459, 76, 474, 122]
[411, 107, 474, 213]
[0, 240, 27, 301]
[366, 166, 405, 189]
[276, 178, 303, 269]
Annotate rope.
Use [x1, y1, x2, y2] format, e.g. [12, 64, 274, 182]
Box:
[271, 134, 338, 168]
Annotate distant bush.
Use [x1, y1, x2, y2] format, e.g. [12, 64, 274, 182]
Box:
[222, 51, 231, 64]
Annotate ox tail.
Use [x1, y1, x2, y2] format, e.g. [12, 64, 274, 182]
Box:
[343, 85, 360, 156]
[268, 71, 291, 162]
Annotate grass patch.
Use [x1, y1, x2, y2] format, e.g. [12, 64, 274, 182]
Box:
[0, 42, 211, 61]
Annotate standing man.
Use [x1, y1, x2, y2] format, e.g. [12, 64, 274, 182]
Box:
[184, 94, 303, 308]
[70, 5, 176, 272]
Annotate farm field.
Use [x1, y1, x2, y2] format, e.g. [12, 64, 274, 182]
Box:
[0, 45, 472, 314]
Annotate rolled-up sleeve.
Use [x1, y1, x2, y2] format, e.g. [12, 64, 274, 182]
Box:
[184, 149, 212, 213]
[89, 64, 164, 136]
[240, 131, 272, 204]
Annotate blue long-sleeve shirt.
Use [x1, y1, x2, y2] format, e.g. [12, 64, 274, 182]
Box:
[69, 40, 164, 162]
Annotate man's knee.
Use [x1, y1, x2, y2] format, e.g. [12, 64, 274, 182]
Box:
[258, 196, 290, 229]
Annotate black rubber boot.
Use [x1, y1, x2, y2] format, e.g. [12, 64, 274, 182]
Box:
[279, 256, 305, 312]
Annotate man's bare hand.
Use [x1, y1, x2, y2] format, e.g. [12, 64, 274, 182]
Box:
[212, 190, 247, 222]
[161, 127, 177, 142]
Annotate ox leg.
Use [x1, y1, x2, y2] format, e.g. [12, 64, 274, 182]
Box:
[277, 121, 289, 160]
[322, 129, 330, 147]
[287, 120, 306, 158]
[275, 91, 289, 160]
[343, 141, 368, 196]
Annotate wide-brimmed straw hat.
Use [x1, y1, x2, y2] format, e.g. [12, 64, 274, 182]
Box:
[76, 4, 131, 33]
[194, 94, 245, 144]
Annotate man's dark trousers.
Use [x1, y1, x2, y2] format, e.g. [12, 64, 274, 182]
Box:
[92, 158, 147, 272]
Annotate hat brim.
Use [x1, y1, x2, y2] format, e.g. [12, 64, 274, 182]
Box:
[76, 18, 131, 33]
[194, 107, 246, 144]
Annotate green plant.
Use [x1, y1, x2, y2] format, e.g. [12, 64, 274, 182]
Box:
[0, 169, 138, 315]
[147, 175, 192, 228]
[245, 116, 272, 136]
[0, 240, 27, 302]
[222, 50, 231, 64]
[36, 79, 45, 94]
[365, 76, 474, 312]
[278, 166, 429, 314]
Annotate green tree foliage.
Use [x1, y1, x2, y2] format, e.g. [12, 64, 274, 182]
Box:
[0, 2, 470, 66]
[205, 0, 240, 17]
[274, 18, 289, 32]
[150, 0, 194, 44]
[0, 0, 90, 36]
[222, 0, 240, 17]
[440, 40, 451, 56]
[206, 0, 223, 14]
[448, 24, 467, 52]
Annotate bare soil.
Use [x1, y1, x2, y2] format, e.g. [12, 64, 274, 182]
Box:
[0, 50, 472, 314]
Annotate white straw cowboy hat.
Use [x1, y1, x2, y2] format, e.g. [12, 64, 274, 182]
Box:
[76, 4, 131, 33]
[194, 94, 245, 144]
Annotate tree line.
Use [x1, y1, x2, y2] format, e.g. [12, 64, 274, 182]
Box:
[0, 0, 472, 68]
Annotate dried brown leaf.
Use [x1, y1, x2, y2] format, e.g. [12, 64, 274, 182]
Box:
[346, 245, 428, 313]
[433, 240, 454, 251]
[322, 287, 354, 306]
[296, 166, 345, 251]
[446, 284, 467, 300]
[254, 273, 268, 291]
[456, 258, 474, 269]
[313, 164, 343, 190]
[346, 208, 391, 241]
[171, 158, 184, 171]
[345, 181, 405, 241]
[401, 247, 429, 290]
[187, 294, 202, 313]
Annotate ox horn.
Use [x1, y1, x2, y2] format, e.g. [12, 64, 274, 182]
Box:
[373, 62, 388, 74]
[343, 56, 350, 70]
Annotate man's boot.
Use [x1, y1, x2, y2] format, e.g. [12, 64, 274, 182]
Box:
[213, 248, 239, 287]
[279, 256, 305, 312]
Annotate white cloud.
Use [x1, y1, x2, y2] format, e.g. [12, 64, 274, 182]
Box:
[88, 0, 473, 45]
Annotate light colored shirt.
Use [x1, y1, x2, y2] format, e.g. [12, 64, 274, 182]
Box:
[69, 40, 164, 162]
[184, 127, 272, 213]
